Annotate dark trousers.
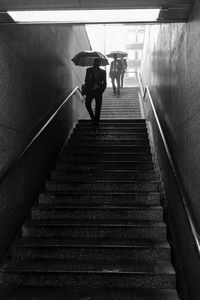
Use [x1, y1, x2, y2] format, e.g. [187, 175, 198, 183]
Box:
[111, 72, 121, 95]
[121, 72, 125, 87]
[85, 89, 103, 124]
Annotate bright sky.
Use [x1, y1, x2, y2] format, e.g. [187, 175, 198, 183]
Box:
[86, 24, 128, 56]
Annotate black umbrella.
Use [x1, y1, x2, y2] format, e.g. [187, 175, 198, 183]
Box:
[71, 50, 109, 66]
[107, 51, 128, 59]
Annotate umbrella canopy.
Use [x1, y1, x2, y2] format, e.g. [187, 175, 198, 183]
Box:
[107, 51, 128, 59]
[71, 51, 109, 67]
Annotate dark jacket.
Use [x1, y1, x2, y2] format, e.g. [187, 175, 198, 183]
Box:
[85, 67, 107, 94]
[109, 59, 122, 77]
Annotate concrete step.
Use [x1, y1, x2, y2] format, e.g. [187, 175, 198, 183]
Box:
[60, 153, 152, 162]
[39, 192, 161, 206]
[51, 170, 157, 181]
[100, 110, 141, 113]
[22, 219, 167, 240]
[101, 104, 141, 106]
[31, 205, 163, 221]
[101, 107, 141, 111]
[4, 259, 176, 288]
[62, 145, 151, 153]
[76, 123, 146, 128]
[68, 139, 150, 146]
[70, 133, 148, 140]
[101, 116, 142, 119]
[101, 110, 141, 113]
[78, 119, 145, 124]
[12, 237, 170, 261]
[45, 181, 160, 193]
[56, 161, 154, 171]
[74, 127, 147, 133]
[0, 286, 180, 300]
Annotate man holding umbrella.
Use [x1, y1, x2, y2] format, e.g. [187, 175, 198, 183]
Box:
[109, 54, 122, 97]
[85, 58, 107, 127]
[71, 51, 108, 128]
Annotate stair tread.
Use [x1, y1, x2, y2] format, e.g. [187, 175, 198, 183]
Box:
[14, 237, 170, 248]
[5, 259, 175, 274]
[37, 202, 160, 208]
[24, 219, 166, 227]
[62, 152, 150, 155]
[52, 169, 156, 173]
[0, 286, 180, 300]
[57, 161, 153, 164]
[47, 180, 159, 184]
[41, 191, 160, 195]
[33, 204, 162, 210]
[78, 119, 145, 122]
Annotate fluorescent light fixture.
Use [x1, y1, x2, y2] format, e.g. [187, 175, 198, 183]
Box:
[7, 9, 160, 23]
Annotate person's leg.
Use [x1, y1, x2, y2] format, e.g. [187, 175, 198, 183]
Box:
[121, 72, 124, 88]
[111, 76, 116, 95]
[85, 93, 95, 121]
[116, 73, 121, 96]
[94, 90, 102, 125]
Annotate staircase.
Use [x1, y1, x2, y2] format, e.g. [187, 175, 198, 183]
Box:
[0, 88, 179, 299]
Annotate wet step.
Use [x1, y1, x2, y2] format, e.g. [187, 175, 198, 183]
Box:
[4, 259, 176, 289]
[63, 145, 151, 153]
[51, 170, 157, 181]
[78, 119, 145, 123]
[68, 140, 150, 146]
[39, 191, 161, 206]
[22, 219, 167, 240]
[70, 133, 148, 140]
[12, 237, 170, 261]
[60, 152, 152, 162]
[101, 109, 141, 112]
[0, 286, 180, 300]
[101, 110, 141, 113]
[56, 161, 154, 170]
[76, 123, 146, 128]
[31, 204, 163, 221]
[101, 109, 141, 111]
[101, 116, 142, 119]
[45, 181, 160, 193]
[74, 127, 147, 133]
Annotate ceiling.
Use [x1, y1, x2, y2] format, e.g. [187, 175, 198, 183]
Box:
[0, 0, 195, 23]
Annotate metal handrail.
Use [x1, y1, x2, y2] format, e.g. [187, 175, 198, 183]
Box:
[0, 85, 83, 183]
[137, 71, 144, 98]
[138, 74, 200, 257]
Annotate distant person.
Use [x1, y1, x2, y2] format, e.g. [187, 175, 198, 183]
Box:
[121, 58, 128, 88]
[109, 54, 122, 97]
[85, 58, 107, 127]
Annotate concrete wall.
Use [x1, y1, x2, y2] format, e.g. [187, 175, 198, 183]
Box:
[140, 1, 200, 298]
[0, 24, 90, 261]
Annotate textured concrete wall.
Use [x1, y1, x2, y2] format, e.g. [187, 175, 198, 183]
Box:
[0, 0, 193, 10]
[141, 1, 200, 298]
[0, 24, 90, 261]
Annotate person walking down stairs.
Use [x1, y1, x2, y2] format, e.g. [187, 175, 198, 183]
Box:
[84, 58, 107, 128]
[109, 54, 122, 97]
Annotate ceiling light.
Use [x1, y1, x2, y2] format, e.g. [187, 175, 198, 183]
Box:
[7, 9, 160, 23]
